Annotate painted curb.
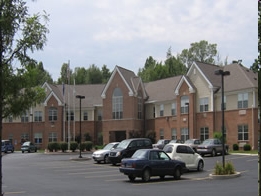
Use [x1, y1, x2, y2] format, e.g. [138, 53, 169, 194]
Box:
[209, 172, 241, 179]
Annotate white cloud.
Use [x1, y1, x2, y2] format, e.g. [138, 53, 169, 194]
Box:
[26, 0, 257, 80]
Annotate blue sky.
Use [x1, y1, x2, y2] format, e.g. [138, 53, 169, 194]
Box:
[27, 0, 258, 81]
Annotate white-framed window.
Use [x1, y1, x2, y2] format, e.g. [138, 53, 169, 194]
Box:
[83, 111, 88, 121]
[171, 128, 177, 140]
[238, 93, 248, 109]
[112, 88, 123, 119]
[21, 112, 29, 122]
[34, 133, 43, 144]
[98, 110, 102, 121]
[238, 125, 248, 140]
[181, 96, 189, 114]
[200, 97, 209, 112]
[48, 107, 57, 121]
[160, 104, 164, 116]
[48, 132, 57, 142]
[159, 129, 164, 139]
[34, 111, 43, 122]
[181, 128, 188, 141]
[66, 111, 74, 121]
[171, 103, 176, 116]
[200, 127, 209, 141]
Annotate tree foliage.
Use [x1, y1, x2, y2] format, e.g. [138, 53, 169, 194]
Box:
[178, 40, 218, 68]
[57, 63, 111, 85]
[138, 47, 187, 82]
[0, 0, 49, 194]
[0, 0, 49, 118]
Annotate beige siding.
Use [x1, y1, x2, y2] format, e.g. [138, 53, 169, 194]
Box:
[188, 68, 213, 112]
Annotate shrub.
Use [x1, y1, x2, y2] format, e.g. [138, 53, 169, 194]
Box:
[225, 161, 235, 174]
[79, 142, 87, 151]
[214, 161, 236, 175]
[70, 142, 78, 152]
[233, 144, 239, 151]
[60, 142, 68, 152]
[85, 141, 93, 151]
[243, 144, 251, 151]
[47, 142, 60, 152]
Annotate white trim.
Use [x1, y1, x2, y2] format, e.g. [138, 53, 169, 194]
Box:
[44, 91, 63, 106]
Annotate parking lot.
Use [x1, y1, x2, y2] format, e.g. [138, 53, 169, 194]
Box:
[2, 152, 258, 196]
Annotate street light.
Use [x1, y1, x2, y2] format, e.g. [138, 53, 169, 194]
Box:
[76, 95, 85, 158]
[215, 69, 230, 168]
[185, 102, 189, 140]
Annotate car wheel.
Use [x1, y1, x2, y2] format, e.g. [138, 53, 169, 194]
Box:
[142, 169, 151, 182]
[174, 166, 181, 180]
[197, 160, 204, 171]
[211, 149, 216, 157]
[128, 175, 136, 182]
[104, 155, 110, 164]
[28, 149, 31, 153]
[22, 151, 24, 153]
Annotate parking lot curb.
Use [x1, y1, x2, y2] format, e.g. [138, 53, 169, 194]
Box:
[209, 172, 241, 179]
[70, 157, 92, 161]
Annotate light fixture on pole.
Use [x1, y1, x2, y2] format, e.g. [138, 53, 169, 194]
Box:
[215, 69, 230, 168]
[185, 102, 189, 140]
[76, 95, 85, 158]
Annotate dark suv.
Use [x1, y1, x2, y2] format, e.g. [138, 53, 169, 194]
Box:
[109, 138, 152, 165]
[1, 140, 14, 153]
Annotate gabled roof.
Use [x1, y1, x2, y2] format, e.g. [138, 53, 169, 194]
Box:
[101, 66, 146, 98]
[222, 63, 258, 92]
[187, 61, 258, 93]
[144, 76, 182, 103]
[57, 84, 105, 108]
[174, 75, 196, 95]
[187, 61, 221, 89]
[43, 83, 63, 106]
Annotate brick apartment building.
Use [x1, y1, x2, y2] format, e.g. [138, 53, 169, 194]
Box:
[2, 62, 259, 151]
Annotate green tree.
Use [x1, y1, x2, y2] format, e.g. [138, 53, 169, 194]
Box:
[57, 62, 72, 84]
[138, 56, 157, 82]
[101, 64, 111, 83]
[74, 67, 88, 84]
[25, 61, 53, 86]
[165, 47, 187, 77]
[178, 40, 218, 68]
[87, 64, 102, 84]
[0, 1, 49, 195]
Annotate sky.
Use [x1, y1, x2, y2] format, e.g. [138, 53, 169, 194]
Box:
[27, 0, 258, 81]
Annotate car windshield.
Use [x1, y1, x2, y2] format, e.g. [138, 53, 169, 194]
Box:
[202, 140, 212, 145]
[163, 145, 173, 153]
[103, 143, 115, 150]
[132, 150, 147, 159]
[185, 140, 193, 144]
[22, 142, 30, 146]
[117, 140, 130, 149]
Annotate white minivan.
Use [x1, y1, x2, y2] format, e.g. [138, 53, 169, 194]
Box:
[163, 143, 204, 171]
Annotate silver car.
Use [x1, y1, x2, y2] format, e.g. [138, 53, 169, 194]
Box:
[92, 142, 119, 164]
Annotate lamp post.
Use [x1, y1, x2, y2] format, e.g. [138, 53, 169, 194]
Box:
[76, 95, 85, 158]
[215, 69, 230, 168]
[185, 102, 189, 140]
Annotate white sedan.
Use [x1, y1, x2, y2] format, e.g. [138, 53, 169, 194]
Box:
[92, 142, 119, 164]
[163, 143, 204, 171]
